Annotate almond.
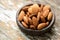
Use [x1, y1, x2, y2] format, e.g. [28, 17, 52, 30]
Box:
[43, 10, 49, 18]
[28, 17, 33, 25]
[18, 10, 25, 21]
[37, 23, 47, 30]
[39, 5, 44, 11]
[46, 22, 49, 25]
[43, 5, 50, 11]
[41, 16, 46, 23]
[29, 13, 36, 17]
[28, 7, 33, 14]
[27, 12, 30, 17]
[30, 25, 35, 29]
[19, 4, 53, 30]
[47, 12, 53, 21]
[39, 7, 41, 12]
[22, 6, 29, 11]
[23, 16, 28, 24]
[32, 16, 38, 27]
[32, 4, 39, 14]
[22, 21, 28, 28]
[37, 12, 41, 21]
[28, 4, 39, 14]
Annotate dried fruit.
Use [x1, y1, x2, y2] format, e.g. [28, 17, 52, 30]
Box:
[22, 21, 28, 28]
[23, 16, 28, 24]
[32, 17, 38, 27]
[18, 10, 25, 21]
[37, 23, 47, 30]
[43, 10, 49, 18]
[47, 12, 53, 21]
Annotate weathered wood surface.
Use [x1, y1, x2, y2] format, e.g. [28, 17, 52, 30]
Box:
[0, 0, 60, 40]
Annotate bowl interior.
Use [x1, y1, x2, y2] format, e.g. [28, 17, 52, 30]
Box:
[16, 3, 55, 32]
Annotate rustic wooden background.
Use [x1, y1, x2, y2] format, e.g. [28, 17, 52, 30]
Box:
[0, 0, 60, 40]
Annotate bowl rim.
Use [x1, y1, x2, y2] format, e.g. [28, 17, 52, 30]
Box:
[16, 2, 55, 32]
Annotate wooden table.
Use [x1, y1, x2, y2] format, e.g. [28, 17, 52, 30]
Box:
[0, 0, 60, 40]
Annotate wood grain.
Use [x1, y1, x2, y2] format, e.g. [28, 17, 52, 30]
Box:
[0, 0, 60, 40]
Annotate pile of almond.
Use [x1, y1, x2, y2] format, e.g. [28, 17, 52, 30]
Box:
[18, 4, 53, 30]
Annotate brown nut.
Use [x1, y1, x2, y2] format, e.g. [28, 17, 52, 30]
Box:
[28, 7, 33, 14]
[19, 4, 53, 30]
[43, 5, 50, 11]
[43, 10, 49, 18]
[28, 17, 33, 25]
[41, 16, 46, 23]
[39, 4, 44, 11]
[29, 13, 36, 17]
[22, 6, 29, 11]
[27, 12, 30, 17]
[18, 10, 25, 21]
[30, 25, 35, 29]
[39, 7, 41, 12]
[23, 16, 28, 24]
[32, 4, 39, 14]
[47, 12, 53, 21]
[46, 22, 49, 25]
[32, 16, 38, 27]
[37, 12, 41, 21]
[37, 23, 47, 30]
[28, 4, 39, 14]
[22, 21, 28, 28]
